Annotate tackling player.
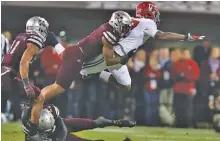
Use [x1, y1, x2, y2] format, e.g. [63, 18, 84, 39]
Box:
[25, 11, 135, 136]
[21, 103, 135, 141]
[82, 1, 205, 91]
[1, 16, 65, 116]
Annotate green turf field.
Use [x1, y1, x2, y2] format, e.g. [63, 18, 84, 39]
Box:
[2, 122, 220, 141]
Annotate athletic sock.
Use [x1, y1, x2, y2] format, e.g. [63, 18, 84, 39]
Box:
[99, 71, 111, 83]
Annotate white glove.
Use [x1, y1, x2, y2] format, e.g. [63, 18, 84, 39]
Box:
[185, 33, 205, 41]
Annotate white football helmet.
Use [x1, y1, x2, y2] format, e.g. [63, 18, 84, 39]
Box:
[26, 16, 49, 42]
[109, 11, 132, 38]
[38, 105, 59, 133]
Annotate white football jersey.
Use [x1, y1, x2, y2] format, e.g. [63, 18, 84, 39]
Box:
[113, 18, 158, 56]
[80, 18, 158, 80]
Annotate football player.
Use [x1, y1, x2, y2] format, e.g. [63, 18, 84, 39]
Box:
[82, 1, 205, 91]
[1, 16, 65, 101]
[27, 6, 205, 135]
[21, 103, 136, 141]
[26, 11, 135, 136]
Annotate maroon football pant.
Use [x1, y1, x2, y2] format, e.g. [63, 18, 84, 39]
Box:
[63, 118, 97, 132]
[56, 46, 83, 90]
[63, 118, 101, 141]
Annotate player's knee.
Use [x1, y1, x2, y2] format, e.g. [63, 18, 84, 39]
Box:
[121, 84, 131, 90]
[126, 84, 131, 90]
[120, 79, 131, 90]
[118, 81, 131, 90]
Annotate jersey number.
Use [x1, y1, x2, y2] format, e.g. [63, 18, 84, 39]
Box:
[9, 40, 20, 54]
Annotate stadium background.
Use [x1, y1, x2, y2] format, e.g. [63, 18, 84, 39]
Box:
[1, 1, 220, 141]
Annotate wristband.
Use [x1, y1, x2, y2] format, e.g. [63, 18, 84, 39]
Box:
[184, 34, 188, 41]
[23, 78, 30, 86]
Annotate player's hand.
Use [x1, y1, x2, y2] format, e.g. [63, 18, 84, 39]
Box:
[185, 33, 205, 41]
[120, 49, 137, 65]
[45, 32, 59, 47]
[127, 49, 137, 58]
[24, 83, 40, 100]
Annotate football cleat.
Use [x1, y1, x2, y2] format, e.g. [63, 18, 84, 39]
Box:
[112, 119, 136, 127]
[94, 117, 113, 128]
[123, 137, 132, 141]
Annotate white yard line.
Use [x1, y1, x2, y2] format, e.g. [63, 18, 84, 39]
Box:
[92, 128, 220, 141]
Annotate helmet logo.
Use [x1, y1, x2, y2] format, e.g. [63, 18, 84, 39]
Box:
[148, 3, 153, 12]
[115, 13, 122, 23]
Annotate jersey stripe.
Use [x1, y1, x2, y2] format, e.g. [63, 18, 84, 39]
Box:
[106, 31, 117, 41]
[82, 57, 105, 69]
[117, 43, 127, 56]
[103, 32, 115, 45]
[27, 38, 43, 49]
[131, 19, 140, 29]
[30, 35, 43, 43]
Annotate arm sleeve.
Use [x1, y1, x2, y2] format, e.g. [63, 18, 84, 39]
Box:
[141, 19, 158, 38]
[27, 35, 44, 49]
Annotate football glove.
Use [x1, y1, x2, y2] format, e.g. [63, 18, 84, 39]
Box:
[120, 49, 137, 65]
[184, 33, 205, 41]
[23, 82, 41, 100]
[24, 83, 36, 100]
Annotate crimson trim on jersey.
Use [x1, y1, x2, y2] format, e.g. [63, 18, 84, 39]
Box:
[131, 19, 140, 30]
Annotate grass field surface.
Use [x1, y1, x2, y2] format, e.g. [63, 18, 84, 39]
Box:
[1, 122, 220, 141]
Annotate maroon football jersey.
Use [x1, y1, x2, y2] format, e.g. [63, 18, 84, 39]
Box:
[2, 33, 44, 71]
[77, 22, 120, 61]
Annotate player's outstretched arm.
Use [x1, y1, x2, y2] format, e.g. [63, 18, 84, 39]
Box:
[20, 43, 39, 99]
[155, 30, 205, 41]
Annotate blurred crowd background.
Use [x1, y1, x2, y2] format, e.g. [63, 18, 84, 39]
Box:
[1, 1, 220, 129]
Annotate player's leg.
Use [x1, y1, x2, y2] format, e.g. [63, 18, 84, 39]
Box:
[63, 117, 136, 133]
[63, 118, 97, 132]
[99, 65, 131, 90]
[31, 83, 65, 124]
[28, 47, 83, 135]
